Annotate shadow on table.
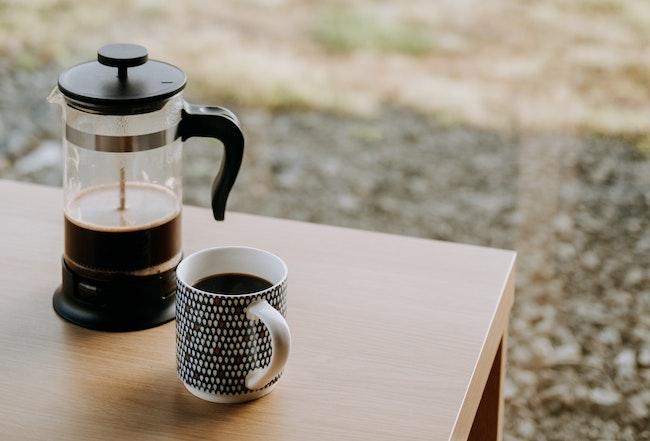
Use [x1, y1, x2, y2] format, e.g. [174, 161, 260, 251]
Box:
[58, 321, 264, 439]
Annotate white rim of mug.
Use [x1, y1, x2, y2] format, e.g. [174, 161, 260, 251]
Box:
[176, 246, 288, 298]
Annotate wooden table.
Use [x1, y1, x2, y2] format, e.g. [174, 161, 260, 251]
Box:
[0, 180, 515, 441]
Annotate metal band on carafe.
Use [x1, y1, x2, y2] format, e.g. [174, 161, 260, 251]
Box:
[65, 124, 180, 152]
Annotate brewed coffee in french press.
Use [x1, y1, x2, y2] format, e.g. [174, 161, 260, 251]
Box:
[48, 44, 244, 331]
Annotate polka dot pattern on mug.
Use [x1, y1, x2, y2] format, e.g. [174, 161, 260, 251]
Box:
[176, 278, 287, 396]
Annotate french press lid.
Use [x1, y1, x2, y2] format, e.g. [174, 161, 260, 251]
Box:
[58, 43, 186, 113]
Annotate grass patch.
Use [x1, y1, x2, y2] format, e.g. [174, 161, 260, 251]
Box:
[187, 74, 344, 114]
[579, 107, 650, 137]
[635, 135, 650, 158]
[310, 10, 436, 56]
[575, 0, 625, 14]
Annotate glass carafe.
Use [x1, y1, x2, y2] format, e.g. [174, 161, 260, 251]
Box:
[49, 44, 244, 331]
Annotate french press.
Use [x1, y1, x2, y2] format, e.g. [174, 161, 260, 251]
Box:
[48, 44, 244, 331]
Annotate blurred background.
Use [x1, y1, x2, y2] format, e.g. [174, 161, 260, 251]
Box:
[1, 0, 649, 439]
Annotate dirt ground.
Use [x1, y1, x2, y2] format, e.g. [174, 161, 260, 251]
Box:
[1, 1, 650, 439]
[4, 0, 650, 133]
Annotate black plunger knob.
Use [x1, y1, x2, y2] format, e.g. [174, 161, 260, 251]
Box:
[97, 44, 148, 81]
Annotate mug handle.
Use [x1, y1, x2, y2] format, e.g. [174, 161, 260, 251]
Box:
[179, 103, 244, 221]
[244, 299, 291, 390]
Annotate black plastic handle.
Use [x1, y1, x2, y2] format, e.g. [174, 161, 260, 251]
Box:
[179, 103, 244, 221]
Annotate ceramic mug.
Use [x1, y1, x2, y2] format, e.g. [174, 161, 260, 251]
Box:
[175, 246, 290, 403]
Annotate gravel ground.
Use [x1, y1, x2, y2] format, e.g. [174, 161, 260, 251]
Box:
[1, 66, 649, 440]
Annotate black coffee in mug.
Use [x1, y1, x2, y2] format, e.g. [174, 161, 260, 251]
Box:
[193, 273, 273, 295]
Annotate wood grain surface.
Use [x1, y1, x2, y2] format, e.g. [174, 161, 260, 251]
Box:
[0, 180, 515, 440]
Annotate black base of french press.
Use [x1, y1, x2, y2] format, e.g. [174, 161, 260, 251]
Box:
[53, 258, 177, 332]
